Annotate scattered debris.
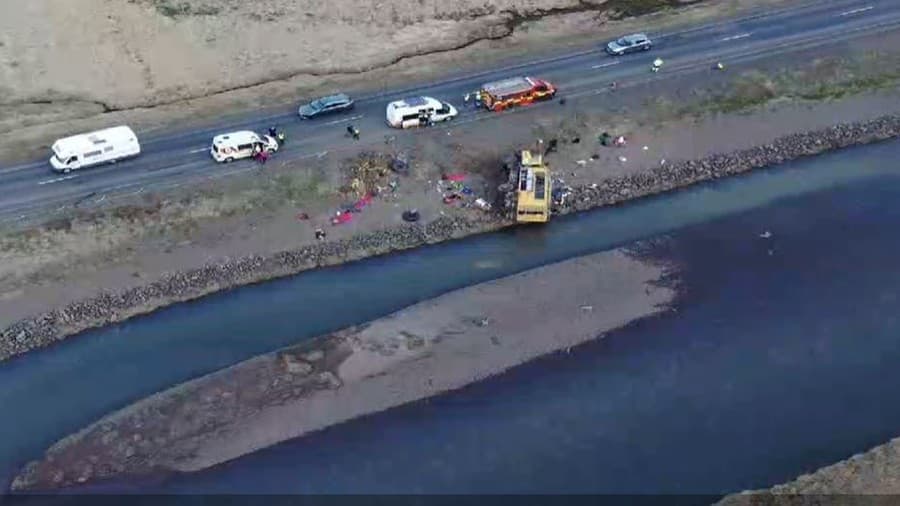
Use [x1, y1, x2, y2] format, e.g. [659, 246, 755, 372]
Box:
[759, 231, 772, 239]
[545, 139, 559, 155]
[580, 305, 593, 312]
[296, 213, 310, 221]
[402, 209, 421, 222]
[331, 210, 353, 225]
[576, 160, 587, 166]
[474, 198, 492, 211]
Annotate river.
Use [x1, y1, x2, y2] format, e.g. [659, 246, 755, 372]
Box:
[3, 139, 900, 495]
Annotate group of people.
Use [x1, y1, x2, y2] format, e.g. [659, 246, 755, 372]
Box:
[252, 126, 287, 164]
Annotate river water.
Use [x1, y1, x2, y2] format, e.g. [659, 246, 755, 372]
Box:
[3, 140, 900, 495]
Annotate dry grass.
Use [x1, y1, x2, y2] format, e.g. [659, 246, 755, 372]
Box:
[0, 161, 332, 288]
[675, 52, 900, 117]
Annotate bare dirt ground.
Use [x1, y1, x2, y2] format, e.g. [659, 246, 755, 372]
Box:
[0, 0, 793, 162]
[11, 247, 674, 491]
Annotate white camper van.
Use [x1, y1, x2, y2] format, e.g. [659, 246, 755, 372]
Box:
[210, 130, 279, 163]
[385, 96, 458, 129]
[50, 126, 141, 173]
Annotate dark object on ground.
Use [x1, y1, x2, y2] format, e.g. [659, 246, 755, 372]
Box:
[590, 154, 599, 160]
[559, 98, 567, 105]
[347, 125, 360, 140]
[391, 155, 410, 175]
[314, 228, 326, 240]
[600, 132, 612, 146]
[402, 209, 421, 222]
[545, 139, 558, 155]
[571, 136, 580, 144]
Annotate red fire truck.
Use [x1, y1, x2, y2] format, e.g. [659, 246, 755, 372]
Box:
[477, 76, 557, 112]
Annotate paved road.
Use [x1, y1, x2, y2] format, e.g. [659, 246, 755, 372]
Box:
[0, 0, 897, 224]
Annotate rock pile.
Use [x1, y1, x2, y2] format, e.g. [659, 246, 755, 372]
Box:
[4, 114, 900, 362]
[0, 214, 505, 362]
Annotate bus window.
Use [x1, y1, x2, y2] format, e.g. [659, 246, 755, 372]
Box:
[535, 174, 546, 200]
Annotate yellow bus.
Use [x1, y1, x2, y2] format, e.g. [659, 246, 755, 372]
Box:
[515, 149, 551, 223]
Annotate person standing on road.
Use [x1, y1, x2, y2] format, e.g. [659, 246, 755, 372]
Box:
[276, 131, 286, 146]
[652, 58, 664, 72]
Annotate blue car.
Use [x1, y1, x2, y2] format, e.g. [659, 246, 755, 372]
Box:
[298, 93, 355, 119]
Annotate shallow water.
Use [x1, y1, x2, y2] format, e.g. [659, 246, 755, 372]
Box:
[3, 139, 900, 493]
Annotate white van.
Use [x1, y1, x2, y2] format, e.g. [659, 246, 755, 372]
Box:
[210, 130, 279, 163]
[386, 96, 458, 129]
[50, 126, 141, 173]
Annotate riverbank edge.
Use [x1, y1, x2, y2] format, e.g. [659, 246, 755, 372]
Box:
[10, 247, 676, 491]
[717, 436, 900, 501]
[3, 113, 900, 362]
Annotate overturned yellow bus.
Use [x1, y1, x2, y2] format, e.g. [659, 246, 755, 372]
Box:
[515, 147, 551, 223]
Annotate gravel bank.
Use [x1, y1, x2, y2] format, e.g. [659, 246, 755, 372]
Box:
[4, 114, 900, 363]
[10, 247, 674, 491]
[718, 437, 900, 504]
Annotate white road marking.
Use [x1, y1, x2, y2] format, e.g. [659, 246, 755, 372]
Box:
[324, 114, 363, 126]
[37, 175, 78, 185]
[591, 61, 620, 69]
[188, 147, 208, 154]
[839, 6, 873, 16]
[720, 32, 752, 42]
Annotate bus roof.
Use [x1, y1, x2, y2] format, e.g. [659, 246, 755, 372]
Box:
[481, 77, 537, 98]
[53, 126, 137, 155]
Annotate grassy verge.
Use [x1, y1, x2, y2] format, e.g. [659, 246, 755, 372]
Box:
[649, 52, 900, 118]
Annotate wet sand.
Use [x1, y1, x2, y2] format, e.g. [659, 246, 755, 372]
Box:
[11, 246, 674, 491]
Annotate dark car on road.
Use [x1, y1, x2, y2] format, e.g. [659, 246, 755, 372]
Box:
[605, 33, 652, 55]
[298, 93, 355, 119]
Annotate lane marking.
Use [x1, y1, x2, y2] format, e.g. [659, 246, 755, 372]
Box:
[324, 114, 363, 126]
[839, 6, 873, 16]
[37, 175, 78, 186]
[720, 32, 752, 41]
[590, 61, 621, 70]
[188, 147, 208, 154]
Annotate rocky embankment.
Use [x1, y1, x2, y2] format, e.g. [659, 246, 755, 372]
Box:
[4, 114, 900, 362]
[718, 436, 900, 504]
[0, 215, 506, 362]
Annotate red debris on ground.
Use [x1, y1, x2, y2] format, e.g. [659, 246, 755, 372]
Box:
[331, 211, 354, 225]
